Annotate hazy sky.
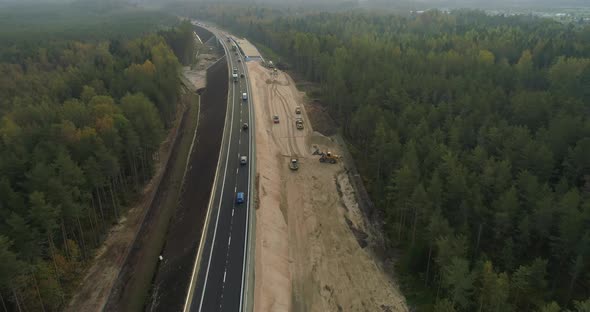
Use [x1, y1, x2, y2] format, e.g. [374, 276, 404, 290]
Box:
[1, 0, 588, 9]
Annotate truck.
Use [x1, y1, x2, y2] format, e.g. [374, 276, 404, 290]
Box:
[289, 158, 299, 170]
[295, 117, 304, 130]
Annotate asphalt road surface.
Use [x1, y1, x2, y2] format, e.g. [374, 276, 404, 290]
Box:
[186, 28, 253, 312]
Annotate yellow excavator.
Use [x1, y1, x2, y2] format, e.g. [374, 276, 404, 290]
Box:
[319, 151, 340, 164]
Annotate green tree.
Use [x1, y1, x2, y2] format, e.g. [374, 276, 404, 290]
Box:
[478, 261, 511, 312]
[442, 257, 476, 310]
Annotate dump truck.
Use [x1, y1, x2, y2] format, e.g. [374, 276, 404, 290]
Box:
[319, 152, 340, 164]
[295, 118, 304, 130]
[289, 158, 299, 170]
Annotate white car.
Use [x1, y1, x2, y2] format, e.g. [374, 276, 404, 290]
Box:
[240, 155, 248, 165]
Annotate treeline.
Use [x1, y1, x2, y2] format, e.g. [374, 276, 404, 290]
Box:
[0, 5, 197, 310]
[0, 0, 178, 62]
[186, 5, 590, 311]
[159, 20, 197, 65]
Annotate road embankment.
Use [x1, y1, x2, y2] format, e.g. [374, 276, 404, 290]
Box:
[147, 55, 229, 311]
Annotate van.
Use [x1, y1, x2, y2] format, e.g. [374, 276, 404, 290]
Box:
[236, 192, 245, 204]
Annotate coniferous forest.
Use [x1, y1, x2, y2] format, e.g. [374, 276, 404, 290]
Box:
[0, 1, 195, 310]
[174, 4, 590, 311]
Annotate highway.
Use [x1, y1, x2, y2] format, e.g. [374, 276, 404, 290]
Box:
[184, 25, 254, 312]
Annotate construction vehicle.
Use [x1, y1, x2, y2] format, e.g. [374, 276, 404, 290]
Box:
[319, 152, 340, 164]
[289, 158, 299, 170]
[295, 118, 304, 130]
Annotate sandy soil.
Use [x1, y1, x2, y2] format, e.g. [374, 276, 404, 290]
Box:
[182, 52, 219, 91]
[234, 37, 262, 58]
[249, 61, 408, 312]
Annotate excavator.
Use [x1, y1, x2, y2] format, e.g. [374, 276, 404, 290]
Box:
[319, 151, 340, 164]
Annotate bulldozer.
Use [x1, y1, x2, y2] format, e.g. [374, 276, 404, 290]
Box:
[319, 152, 340, 164]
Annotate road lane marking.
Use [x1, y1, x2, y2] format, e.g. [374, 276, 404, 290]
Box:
[223, 270, 227, 283]
[240, 44, 254, 312]
[232, 209, 235, 217]
[228, 236, 231, 246]
[197, 31, 237, 312]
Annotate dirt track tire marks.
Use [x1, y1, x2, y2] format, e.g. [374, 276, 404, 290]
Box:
[268, 74, 303, 157]
[273, 84, 301, 157]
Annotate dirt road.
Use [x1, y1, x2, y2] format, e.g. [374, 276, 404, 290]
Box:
[249, 61, 408, 312]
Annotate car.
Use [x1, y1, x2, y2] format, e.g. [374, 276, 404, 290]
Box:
[242, 93, 248, 101]
[240, 155, 248, 165]
[233, 68, 238, 74]
[295, 106, 302, 114]
[272, 115, 280, 123]
[242, 123, 248, 130]
[240, 73, 245, 78]
[238, 59, 242, 63]
[236, 192, 245, 204]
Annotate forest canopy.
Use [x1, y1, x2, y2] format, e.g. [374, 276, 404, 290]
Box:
[0, 2, 195, 310]
[183, 5, 590, 311]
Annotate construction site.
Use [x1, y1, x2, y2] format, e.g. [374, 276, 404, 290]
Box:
[247, 49, 408, 311]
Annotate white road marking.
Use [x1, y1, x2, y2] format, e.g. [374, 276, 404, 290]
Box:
[234, 185, 237, 192]
[197, 30, 237, 312]
[228, 236, 232, 246]
[223, 270, 227, 283]
[232, 209, 235, 217]
[239, 41, 254, 312]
